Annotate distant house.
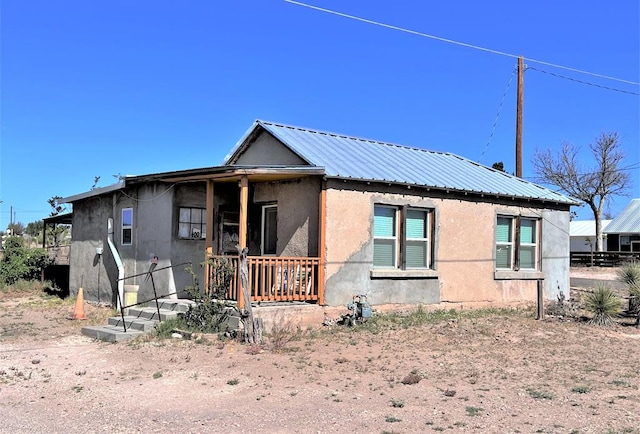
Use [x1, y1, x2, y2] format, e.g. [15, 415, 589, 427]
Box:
[570, 220, 611, 252]
[605, 199, 640, 252]
[61, 120, 578, 309]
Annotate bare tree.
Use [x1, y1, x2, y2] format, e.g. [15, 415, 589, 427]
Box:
[533, 132, 630, 251]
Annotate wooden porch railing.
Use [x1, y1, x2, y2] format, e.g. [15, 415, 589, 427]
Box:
[207, 255, 320, 303]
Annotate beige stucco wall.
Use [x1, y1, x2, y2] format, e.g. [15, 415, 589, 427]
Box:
[234, 130, 307, 166]
[323, 180, 570, 307]
[436, 200, 537, 304]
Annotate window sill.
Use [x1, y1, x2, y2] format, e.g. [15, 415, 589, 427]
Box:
[494, 270, 544, 280]
[370, 269, 439, 279]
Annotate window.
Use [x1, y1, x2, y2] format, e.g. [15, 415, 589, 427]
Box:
[519, 218, 537, 269]
[373, 206, 397, 267]
[496, 216, 539, 270]
[495, 217, 513, 269]
[122, 208, 133, 246]
[373, 205, 433, 269]
[261, 205, 277, 255]
[178, 207, 207, 240]
[406, 209, 430, 268]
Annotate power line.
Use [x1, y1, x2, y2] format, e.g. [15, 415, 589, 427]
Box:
[526, 67, 640, 96]
[478, 65, 517, 163]
[119, 183, 176, 203]
[285, 0, 640, 87]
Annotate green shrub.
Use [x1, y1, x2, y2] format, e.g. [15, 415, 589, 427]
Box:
[154, 317, 187, 338]
[0, 237, 53, 285]
[584, 285, 622, 327]
[180, 261, 234, 334]
[182, 301, 231, 334]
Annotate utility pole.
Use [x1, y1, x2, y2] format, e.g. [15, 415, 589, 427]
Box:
[515, 56, 524, 178]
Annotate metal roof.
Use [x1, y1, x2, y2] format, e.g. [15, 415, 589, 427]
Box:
[62, 182, 125, 204]
[570, 220, 611, 237]
[43, 212, 74, 225]
[604, 199, 640, 234]
[226, 120, 578, 205]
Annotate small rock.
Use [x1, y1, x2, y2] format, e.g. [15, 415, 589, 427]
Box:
[171, 333, 183, 339]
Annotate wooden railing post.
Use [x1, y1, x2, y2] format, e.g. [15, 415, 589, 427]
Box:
[237, 177, 249, 308]
[204, 247, 213, 294]
[239, 247, 263, 344]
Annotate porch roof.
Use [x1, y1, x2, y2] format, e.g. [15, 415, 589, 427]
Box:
[61, 167, 325, 203]
[225, 120, 579, 206]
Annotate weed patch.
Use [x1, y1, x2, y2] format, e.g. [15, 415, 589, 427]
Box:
[526, 387, 554, 400]
[571, 386, 591, 394]
[390, 398, 405, 408]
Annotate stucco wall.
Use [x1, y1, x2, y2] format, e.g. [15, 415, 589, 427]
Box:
[69, 196, 115, 303]
[69, 182, 208, 305]
[324, 183, 441, 306]
[234, 130, 307, 166]
[170, 183, 208, 298]
[127, 183, 208, 301]
[542, 209, 571, 301]
[323, 180, 570, 307]
[254, 178, 320, 256]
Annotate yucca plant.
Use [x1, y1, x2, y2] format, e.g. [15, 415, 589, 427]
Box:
[617, 261, 640, 286]
[629, 281, 640, 309]
[583, 285, 622, 327]
[618, 261, 640, 315]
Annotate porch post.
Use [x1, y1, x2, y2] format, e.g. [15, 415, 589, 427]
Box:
[204, 180, 215, 294]
[318, 179, 327, 305]
[238, 176, 249, 309]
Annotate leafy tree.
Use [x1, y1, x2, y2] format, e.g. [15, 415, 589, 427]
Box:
[26, 220, 44, 238]
[47, 196, 65, 216]
[0, 236, 52, 285]
[492, 161, 506, 172]
[7, 222, 25, 236]
[45, 196, 70, 247]
[533, 132, 630, 251]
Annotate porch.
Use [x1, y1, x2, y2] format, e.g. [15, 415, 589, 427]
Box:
[206, 254, 323, 306]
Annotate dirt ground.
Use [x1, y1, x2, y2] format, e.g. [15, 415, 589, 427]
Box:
[1, 269, 639, 434]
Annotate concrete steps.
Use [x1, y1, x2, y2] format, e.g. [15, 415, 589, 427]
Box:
[81, 299, 196, 343]
[81, 324, 146, 343]
[108, 316, 158, 332]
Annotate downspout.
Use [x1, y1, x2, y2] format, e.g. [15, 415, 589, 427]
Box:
[107, 217, 125, 310]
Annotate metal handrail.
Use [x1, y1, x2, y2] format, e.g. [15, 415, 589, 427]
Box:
[115, 261, 191, 333]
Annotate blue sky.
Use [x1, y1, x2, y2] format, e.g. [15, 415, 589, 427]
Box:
[1, 0, 638, 230]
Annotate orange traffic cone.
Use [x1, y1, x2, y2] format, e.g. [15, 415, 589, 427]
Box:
[73, 287, 87, 320]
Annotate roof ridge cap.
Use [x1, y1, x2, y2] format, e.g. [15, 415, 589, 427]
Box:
[259, 120, 451, 156]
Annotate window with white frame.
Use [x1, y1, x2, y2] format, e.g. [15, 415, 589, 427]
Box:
[178, 207, 207, 240]
[122, 208, 133, 246]
[495, 215, 539, 270]
[373, 205, 433, 269]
